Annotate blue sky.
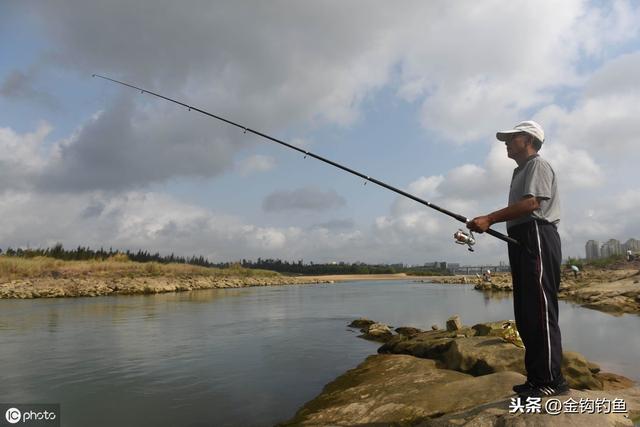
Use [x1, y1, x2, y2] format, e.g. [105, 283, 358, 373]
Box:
[2, 1, 640, 265]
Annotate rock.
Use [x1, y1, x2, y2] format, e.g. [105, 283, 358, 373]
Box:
[563, 351, 603, 390]
[472, 320, 511, 337]
[395, 326, 423, 337]
[360, 322, 393, 342]
[378, 329, 457, 359]
[588, 361, 601, 374]
[420, 389, 635, 426]
[348, 318, 375, 329]
[431, 324, 440, 331]
[277, 354, 526, 426]
[596, 372, 636, 390]
[442, 336, 526, 376]
[446, 315, 463, 331]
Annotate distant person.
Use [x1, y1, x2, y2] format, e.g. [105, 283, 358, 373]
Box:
[570, 265, 580, 279]
[482, 269, 492, 282]
[628, 250, 634, 262]
[467, 121, 568, 398]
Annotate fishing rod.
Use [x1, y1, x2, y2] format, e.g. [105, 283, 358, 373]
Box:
[92, 74, 518, 251]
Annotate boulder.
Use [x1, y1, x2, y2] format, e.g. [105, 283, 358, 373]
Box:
[395, 326, 423, 337]
[372, 318, 631, 393]
[446, 315, 463, 331]
[360, 322, 393, 342]
[442, 336, 526, 376]
[588, 361, 601, 374]
[431, 324, 440, 331]
[277, 354, 525, 426]
[472, 320, 511, 337]
[348, 318, 375, 329]
[563, 351, 604, 390]
[378, 329, 458, 359]
[596, 372, 636, 390]
[421, 389, 636, 427]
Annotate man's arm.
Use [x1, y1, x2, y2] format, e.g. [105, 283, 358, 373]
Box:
[467, 196, 541, 233]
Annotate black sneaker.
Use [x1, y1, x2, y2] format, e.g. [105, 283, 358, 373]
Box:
[517, 380, 570, 398]
[512, 381, 534, 393]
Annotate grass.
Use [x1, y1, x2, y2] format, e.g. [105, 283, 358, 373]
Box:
[0, 255, 279, 281]
[565, 254, 630, 270]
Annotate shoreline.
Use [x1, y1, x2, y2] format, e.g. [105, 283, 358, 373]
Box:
[0, 272, 446, 299]
[418, 270, 640, 316]
[0, 275, 334, 299]
[298, 273, 430, 282]
[0, 273, 441, 300]
[3, 267, 638, 316]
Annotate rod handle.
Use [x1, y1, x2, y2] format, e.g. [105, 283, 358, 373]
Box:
[486, 228, 519, 245]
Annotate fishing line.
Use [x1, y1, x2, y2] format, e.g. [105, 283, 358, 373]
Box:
[92, 74, 518, 250]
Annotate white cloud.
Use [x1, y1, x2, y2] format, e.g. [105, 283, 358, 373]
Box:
[0, 123, 51, 190]
[537, 52, 640, 159]
[2, 1, 640, 264]
[262, 187, 346, 212]
[543, 144, 603, 189]
[237, 155, 276, 176]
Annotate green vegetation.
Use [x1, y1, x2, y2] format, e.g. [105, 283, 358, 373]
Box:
[240, 258, 451, 276]
[1, 244, 219, 267]
[565, 254, 626, 270]
[0, 244, 453, 277]
[584, 254, 625, 268]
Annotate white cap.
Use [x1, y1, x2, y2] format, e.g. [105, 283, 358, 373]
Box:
[496, 120, 545, 144]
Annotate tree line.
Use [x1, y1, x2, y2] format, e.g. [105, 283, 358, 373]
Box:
[0, 244, 450, 276]
[0, 244, 217, 267]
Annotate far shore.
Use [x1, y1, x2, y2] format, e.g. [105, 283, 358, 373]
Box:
[299, 273, 439, 282]
[0, 256, 336, 299]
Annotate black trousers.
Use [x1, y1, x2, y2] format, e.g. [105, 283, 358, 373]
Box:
[508, 220, 564, 386]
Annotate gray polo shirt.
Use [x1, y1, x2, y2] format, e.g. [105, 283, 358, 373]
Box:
[507, 154, 560, 229]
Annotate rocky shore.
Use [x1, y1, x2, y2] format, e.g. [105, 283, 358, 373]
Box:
[418, 267, 640, 315]
[279, 316, 639, 426]
[0, 275, 332, 299]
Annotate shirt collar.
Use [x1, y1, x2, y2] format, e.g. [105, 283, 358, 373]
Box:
[514, 153, 539, 171]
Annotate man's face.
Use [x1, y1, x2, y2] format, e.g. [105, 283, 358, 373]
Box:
[505, 133, 529, 160]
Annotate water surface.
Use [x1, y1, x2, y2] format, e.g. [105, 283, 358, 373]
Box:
[1, 280, 638, 426]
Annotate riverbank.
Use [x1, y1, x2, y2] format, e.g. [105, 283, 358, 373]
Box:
[418, 267, 640, 315]
[0, 256, 332, 299]
[301, 273, 415, 282]
[279, 316, 640, 426]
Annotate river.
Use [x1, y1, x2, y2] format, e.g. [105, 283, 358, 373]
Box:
[1, 280, 638, 426]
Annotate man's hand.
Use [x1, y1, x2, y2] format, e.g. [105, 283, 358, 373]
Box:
[467, 197, 541, 233]
[467, 216, 492, 233]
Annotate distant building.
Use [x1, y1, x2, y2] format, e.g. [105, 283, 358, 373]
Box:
[601, 239, 622, 257]
[446, 263, 460, 273]
[585, 240, 600, 260]
[623, 238, 640, 252]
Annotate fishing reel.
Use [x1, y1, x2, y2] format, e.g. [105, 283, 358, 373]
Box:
[454, 229, 476, 252]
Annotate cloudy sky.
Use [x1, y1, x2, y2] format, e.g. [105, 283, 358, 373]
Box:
[1, 0, 639, 265]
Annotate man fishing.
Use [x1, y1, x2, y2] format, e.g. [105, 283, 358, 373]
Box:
[466, 121, 569, 398]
